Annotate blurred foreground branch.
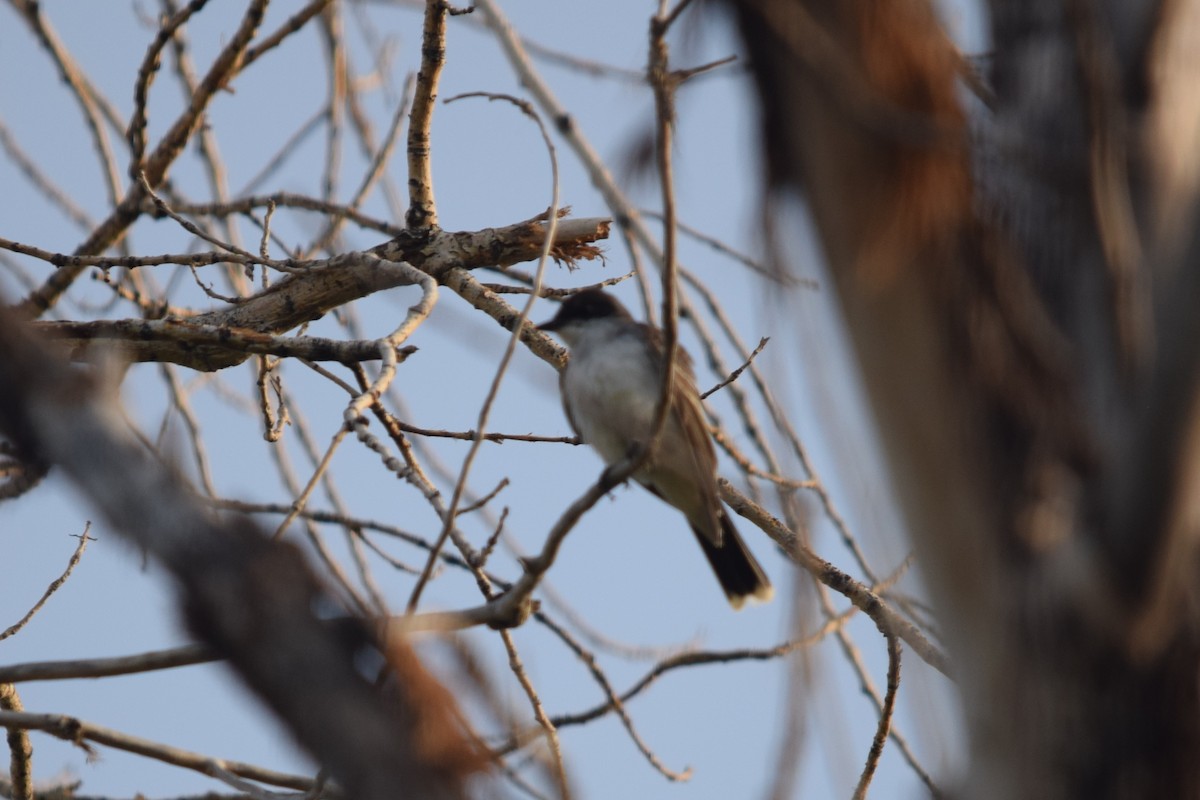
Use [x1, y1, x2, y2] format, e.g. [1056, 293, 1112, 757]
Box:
[728, 0, 1200, 796]
[0, 303, 486, 800]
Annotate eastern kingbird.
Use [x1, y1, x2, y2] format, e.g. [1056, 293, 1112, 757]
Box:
[539, 289, 773, 609]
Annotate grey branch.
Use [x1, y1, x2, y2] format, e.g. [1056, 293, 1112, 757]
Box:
[32, 319, 418, 372]
[20, 216, 609, 371]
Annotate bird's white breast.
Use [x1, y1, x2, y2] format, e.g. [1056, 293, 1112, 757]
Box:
[562, 323, 660, 466]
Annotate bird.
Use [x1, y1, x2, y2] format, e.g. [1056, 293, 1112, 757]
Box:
[538, 288, 773, 609]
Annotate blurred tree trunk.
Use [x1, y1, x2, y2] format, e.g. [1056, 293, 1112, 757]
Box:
[727, 0, 1200, 796]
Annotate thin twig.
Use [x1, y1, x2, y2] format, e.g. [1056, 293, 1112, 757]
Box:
[138, 173, 281, 269]
[640, 209, 819, 288]
[0, 710, 328, 794]
[157, 364, 219, 497]
[311, 65, 414, 253]
[272, 423, 350, 540]
[700, 336, 769, 399]
[535, 613, 693, 782]
[689, 274, 883, 582]
[241, 0, 333, 71]
[0, 645, 218, 683]
[496, 629, 572, 799]
[720, 481, 951, 678]
[1, 524, 93, 641]
[816, 580, 938, 794]
[318, 4, 346, 213]
[852, 635, 902, 800]
[237, 107, 327, 196]
[496, 613, 855, 749]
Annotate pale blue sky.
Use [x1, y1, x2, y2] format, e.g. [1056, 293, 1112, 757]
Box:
[1, 2, 982, 797]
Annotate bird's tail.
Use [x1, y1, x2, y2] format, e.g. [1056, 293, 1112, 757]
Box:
[692, 512, 774, 609]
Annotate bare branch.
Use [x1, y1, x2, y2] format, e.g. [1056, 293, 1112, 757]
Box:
[32, 318, 418, 371]
[720, 480, 950, 678]
[851, 635, 901, 800]
[700, 336, 769, 400]
[0, 684, 32, 800]
[128, 0, 210, 176]
[242, 0, 332, 70]
[1, 525, 93, 641]
[536, 614, 692, 782]
[405, 0, 448, 229]
[0, 709, 324, 794]
[0, 644, 217, 683]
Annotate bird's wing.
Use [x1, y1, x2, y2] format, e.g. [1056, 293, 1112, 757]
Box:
[672, 360, 725, 544]
[558, 365, 583, 439]
[641, 324, 725, 545]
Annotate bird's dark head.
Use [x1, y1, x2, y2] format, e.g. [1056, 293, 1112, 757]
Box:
[538, 289, 632, 335]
